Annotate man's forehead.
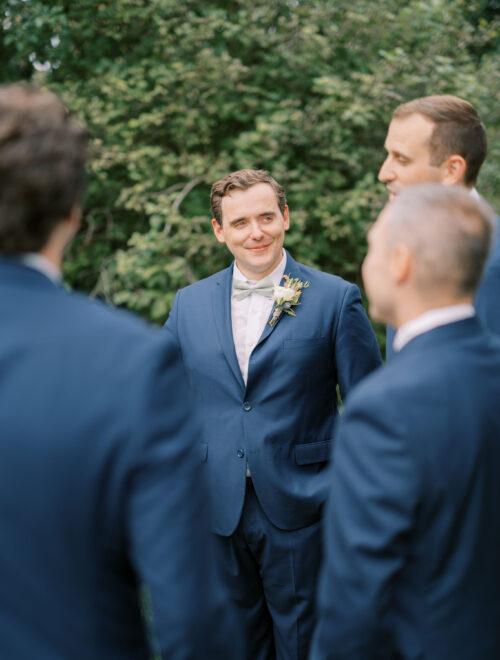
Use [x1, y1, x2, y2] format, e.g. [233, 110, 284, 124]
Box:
[385, 113, 435, 150]
[221, 183, 278, 215]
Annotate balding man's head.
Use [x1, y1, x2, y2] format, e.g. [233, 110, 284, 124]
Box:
[387, 186, 494, 297]
[363, 185, 495, 326]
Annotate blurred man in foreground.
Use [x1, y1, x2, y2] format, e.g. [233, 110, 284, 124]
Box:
[0, 84, 239, 660]
[379, 95, 500, 357]
[312, 185, 500, 659]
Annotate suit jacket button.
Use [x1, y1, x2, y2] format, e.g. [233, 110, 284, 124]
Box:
[242, 401, 252, 411]
[237, 448, 245, 458]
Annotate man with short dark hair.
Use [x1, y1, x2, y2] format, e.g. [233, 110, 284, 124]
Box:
[0, 83, 239, 660]
[311, 185, 500, 660]
[165, 168, 382, 659]
[379, 95, 500, 357]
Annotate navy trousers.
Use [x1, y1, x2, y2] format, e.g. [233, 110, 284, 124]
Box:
[214, 479, 322, 660]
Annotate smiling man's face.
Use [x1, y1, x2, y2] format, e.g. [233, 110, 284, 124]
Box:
[378, 113, 446, 200]
[211, 182, 289, 280]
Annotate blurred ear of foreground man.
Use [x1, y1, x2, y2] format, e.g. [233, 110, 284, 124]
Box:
[0, 83, 242, 660]
[380, 95, 500, 358]
[311, 184, 500, 660]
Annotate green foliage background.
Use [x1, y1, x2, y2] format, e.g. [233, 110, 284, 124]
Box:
[2, 0, 499, 337]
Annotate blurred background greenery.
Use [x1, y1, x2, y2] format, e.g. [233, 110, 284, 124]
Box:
[2, 0, 498, 347]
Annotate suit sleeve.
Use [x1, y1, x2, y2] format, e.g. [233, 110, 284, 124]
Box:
[334, 284, 382, 401]
[163, 290, 180, 336]
[125, 329, 243, 659]
[475, 265, 500, 337]
[310, 393, 419, 659]
[474, 219, 500, 336]
[386, 325, 396, 361]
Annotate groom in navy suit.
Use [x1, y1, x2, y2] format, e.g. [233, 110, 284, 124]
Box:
[0, 84, 239, 660]
[165, 169, 381, 659]
[312, 185, 500, 659]
[379, 95, 500, 357]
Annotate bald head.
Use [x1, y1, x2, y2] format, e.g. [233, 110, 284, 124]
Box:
[363, 184, 495, 326]
[386, 185, 494, 297]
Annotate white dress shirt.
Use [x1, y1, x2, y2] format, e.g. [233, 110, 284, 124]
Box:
[20, 253, 60, 283]
[393, 304, 475, 352]
[231, 250, 286, 384]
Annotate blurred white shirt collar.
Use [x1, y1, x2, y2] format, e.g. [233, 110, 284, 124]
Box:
[393, 304, 475, 352]
[20, 253, 61, 283]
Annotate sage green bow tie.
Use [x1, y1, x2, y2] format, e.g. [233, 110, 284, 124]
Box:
[232, 277, 275, 301]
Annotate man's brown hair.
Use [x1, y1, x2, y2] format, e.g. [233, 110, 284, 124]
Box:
[0, 83, 88, 253]
[393, 95, 487, 186]
[210, 169, 286, 225]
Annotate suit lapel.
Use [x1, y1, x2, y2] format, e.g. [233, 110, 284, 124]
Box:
[255, 251, 305, 348]
[211, 264, 246, 392]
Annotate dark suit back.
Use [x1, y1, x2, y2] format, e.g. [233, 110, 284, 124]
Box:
[313, 317, 500, 659]
[0, 259, 237, 660]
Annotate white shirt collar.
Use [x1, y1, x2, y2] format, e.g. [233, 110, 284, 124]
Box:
[393, 304, 475, 352]
[19, 253, 61, 283]
[470, 188, 480, 200]
[233, 249, 286, 286]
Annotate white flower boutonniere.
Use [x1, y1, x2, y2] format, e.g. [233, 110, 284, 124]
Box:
[269, 275, 310, 327]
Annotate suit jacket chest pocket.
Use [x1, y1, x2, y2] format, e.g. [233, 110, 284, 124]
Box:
[281, 337, 331, 381]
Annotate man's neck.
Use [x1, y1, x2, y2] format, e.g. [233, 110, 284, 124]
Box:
[391, 294, 473, 329]
[39, 246, 62, 272]
[234, 250, 286, 282]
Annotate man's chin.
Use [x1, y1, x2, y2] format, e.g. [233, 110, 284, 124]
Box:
[239, 253, 282, 279]
[368, 303, 389, 326]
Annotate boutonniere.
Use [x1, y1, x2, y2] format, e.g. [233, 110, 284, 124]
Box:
[269, 275, 310, 327]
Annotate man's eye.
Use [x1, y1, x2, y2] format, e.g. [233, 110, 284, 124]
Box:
[396, 156, 409, 165]
[263, 215, 274, 222]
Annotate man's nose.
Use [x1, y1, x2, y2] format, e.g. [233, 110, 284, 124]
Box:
[249, 221, 264, 239]
[378, 157, 394, 183]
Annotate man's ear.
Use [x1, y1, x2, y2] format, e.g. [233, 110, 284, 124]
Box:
[389, 243, 412, 285]
[283, 204, 290, 231]
[41, 205, 81, 262]
[211, 217, 226, 244]
[62, 205, 82, 246]
[441, 154, 467, 186]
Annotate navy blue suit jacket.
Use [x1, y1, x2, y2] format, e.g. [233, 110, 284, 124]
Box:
[0, 259, 240, 660]
[312, 317, 500, 659]
[386, 218, 500, 358]
[165, 252, 381, 536]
